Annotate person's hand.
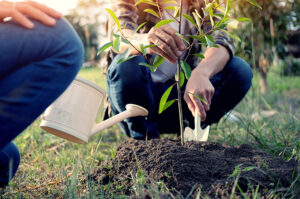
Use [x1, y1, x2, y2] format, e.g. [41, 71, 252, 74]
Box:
[145, 25, 186, 63]
[0, 1, 62, 29]
[184, 68, 215, 121]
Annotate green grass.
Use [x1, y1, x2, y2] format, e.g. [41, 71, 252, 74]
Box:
[1, 67, 299, 198]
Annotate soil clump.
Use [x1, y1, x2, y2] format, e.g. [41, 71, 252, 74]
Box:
[91, 138, 298, 198]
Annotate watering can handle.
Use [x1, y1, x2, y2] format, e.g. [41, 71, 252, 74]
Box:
[90, 104, 148, 136]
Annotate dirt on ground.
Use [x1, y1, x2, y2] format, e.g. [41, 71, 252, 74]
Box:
[91, 138, 298, 198]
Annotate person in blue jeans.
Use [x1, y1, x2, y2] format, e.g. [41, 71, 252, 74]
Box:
[106, 0, 253, 140]
[0, 1, 83, 187]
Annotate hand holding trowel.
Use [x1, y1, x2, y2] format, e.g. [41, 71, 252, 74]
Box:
[184, 108, 210, 142]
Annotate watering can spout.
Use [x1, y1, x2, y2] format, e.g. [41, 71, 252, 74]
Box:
[91, 104, 148, 136]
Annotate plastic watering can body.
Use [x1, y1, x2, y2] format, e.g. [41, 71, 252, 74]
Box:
[40, 76, 148, 144]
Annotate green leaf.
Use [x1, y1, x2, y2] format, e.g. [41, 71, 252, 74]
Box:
[221, 29, 241, 42]
[215, 17, 229, 28]
[243, 166, 258, 172]
[113, 36, 121, 52]
[164, 6, 176, 10]
[115, 48, 131, 64]
[183, 14, 196, 26]
[140, 44, 157, 55]
[214, 23, 228, 30]
[187, 92, 208, 105]
[205, 35, 214, 47]
[173, 6, 180, 18]
[153, 55, 165, 67]
[144, 9, 160, 18]
[180, 71, 185, 87]
[228, 164, 243, 179]
[205, 2, 213, 12]
[159, 84, 175, 114]
[135, 0, 157, 6]
[175, 33, 190, 44]
[175, 70, 185, 87]
[154, 19, 175, 29]
[133, 22, 147, 35]
[97, 42, 113, 55]
[117, 55, 137, 64]
[121, 37, 130, 44]
[208, 6, 214, 27]
[163, 0, 178, 4]
[106, 8, 122, 32]
[163, 100, 176, 113]
[237, 17, 252, 22]
[187, 35, 202, 41]
[247, 0, 262, 9]
[224, 0, 231, 18]
[140, 44, 146, 55]
[193, 53, 205, 59]
[192, 12, 202, 30]
[139, 62, 155, 72]
[180, 61, 191, 79]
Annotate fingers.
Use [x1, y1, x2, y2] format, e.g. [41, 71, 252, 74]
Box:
[157, 28, 182, 57]
[0, 1, 62, 28]
[16, 3, 56, 26]
[148, 34, 178, 63]
[11, 8, 34, 28]
[184, 93, 195, 116]
[163, 27, 186, 51]
[184, 89, 215, 121]
[28, 1, 62, 19]
[148, 26, 187, 62]
[184, 92, 207, 121]
[150, 46, 176, 63]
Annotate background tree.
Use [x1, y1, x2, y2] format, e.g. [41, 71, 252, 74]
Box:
[65, 0, 109, 65]
[233, 0, 299, 93]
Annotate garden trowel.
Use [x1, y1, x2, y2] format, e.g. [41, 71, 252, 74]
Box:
[184, 108, 210, 142]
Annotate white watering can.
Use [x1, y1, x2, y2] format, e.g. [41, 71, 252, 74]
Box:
[40, 76, 148, 144]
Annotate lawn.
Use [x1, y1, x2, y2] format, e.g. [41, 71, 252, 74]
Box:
[1, 66, 299, 198]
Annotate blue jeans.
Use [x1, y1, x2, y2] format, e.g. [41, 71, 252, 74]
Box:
[0, 18, 84, 186]
[106, 56, 253, 140]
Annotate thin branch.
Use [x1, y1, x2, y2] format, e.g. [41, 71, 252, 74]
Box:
[177, 0, 185, 145]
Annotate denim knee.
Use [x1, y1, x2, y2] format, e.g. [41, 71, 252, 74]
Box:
[226, 56, 253, 93]
[48, 18, 84, 76]
[107, 55, 149, 83]
[0, 142, 20, 187]
[107, 55, 154, 111]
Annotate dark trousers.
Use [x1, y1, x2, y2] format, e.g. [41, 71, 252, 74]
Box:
[106, 55, 253, 140]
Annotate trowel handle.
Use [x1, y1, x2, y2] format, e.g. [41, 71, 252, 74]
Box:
[194, 107, 201, 133]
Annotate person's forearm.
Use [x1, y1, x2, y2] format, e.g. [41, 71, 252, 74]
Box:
[116, 29, 148, 55]
[193, 45, 230, 78]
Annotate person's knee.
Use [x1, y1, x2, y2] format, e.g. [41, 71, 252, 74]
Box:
[227, 56, 253, 93]
[107, 56, 149, 83]
[0, 142, 20, 187]
[51, 18, 84, 72]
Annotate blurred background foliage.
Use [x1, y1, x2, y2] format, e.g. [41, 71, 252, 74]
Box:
[232, 0, 300, 93]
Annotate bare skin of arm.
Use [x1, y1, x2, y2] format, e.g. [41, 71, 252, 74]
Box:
[0, 1, 62, 29]
[184, 45, 230, 121]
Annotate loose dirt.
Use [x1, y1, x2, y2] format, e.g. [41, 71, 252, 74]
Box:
[91, 138, 298, 198]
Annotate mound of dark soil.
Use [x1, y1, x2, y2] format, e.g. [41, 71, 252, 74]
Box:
[91, 139, 298, 198]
